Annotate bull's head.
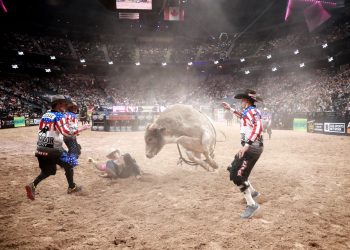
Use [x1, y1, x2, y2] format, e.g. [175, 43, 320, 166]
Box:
[144, 123, 166, 158]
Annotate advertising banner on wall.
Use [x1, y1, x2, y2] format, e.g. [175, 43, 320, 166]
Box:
[324, 122, 346, 134]
[14, 116, 26, 128]
[293, 118, 307, 132]
[29, 119, 41, 126]
[314, 122, 324, 133]
[307, 120, 314, 132]
[0, 118, 15, 129]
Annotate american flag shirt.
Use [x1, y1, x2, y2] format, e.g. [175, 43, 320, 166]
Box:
[65, 112, 79, 135]
[234, 106, 263, 146]
[37, 111, 78, 150]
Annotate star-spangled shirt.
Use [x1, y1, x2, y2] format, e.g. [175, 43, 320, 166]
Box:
[65, 112, 79, 135]
[37, 111, 79, 150]
[233, 106, 263, 144]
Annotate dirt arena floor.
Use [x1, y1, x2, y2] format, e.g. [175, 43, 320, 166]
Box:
[0, 123, 349, 250]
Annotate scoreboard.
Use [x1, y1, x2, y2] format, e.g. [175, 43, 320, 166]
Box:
[116, 0, 152, 10]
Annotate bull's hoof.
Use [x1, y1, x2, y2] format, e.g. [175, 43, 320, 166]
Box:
[209, 169, 219, 174]
[211, 162, 219, 169]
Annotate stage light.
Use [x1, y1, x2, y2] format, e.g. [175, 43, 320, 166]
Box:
[50, 56, 56, 60]
[214, 60, 219, 65]
[267, 54, 272, 59]
[245, 70, 250, 75]
[18, 51, 24, 56]
[108, 61, 114, 65]
[135, 62, 141, 66]
[188, 62, 193, 66]
[80, 59, 86, 63]
[11, 64, 18, 69]
[162, 62, 167, 66]
[272, 67, 277, 72]
[328, 57, 333, 62]
[45, 69, 51, 73]
[294, 49, 299, 55]
[299, 63, 305, 68]
[240, 58, 245, 62]
[322, 43, 328, 49]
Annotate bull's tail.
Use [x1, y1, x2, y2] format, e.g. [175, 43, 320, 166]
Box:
[215, 129, 227, 142]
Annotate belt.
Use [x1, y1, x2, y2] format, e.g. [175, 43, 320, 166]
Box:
[244, 141, 263, 147]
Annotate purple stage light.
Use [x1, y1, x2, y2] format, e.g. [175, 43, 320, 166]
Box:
[0, 0, 8, 13]
[304, 2, 331, 32]
[285, 0, 336, 21]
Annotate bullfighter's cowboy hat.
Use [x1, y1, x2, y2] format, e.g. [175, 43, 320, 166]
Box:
[234, 89, 263, 103]
[44, 95, 70, 107]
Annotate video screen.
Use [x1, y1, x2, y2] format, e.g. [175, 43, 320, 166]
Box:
[116, 0, 152, 10]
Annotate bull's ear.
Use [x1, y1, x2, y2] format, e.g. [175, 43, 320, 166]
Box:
[146, 123, 151, 130]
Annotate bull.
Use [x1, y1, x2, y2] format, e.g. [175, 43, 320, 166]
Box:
[144, 104, 219, 171]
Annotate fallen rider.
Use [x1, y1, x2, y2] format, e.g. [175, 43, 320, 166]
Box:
[89, 149, 142, 179]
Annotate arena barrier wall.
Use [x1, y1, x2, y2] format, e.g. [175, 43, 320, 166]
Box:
[0, 117, 15, 129]
[91, 111, 159, 132]
[307, 112, 348, 136]
[0, 116, 41, 129]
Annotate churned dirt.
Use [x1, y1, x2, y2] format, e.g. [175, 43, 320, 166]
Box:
[0, 123, 349, 250]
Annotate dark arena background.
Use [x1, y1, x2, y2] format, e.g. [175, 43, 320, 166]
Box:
[0, 0, 350, 249]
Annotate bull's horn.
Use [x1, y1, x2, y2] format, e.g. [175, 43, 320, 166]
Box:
[148, 123, 158, 130]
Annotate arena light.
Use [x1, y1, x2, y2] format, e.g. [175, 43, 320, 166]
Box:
[50, 56, 56, 60]
[11, 64, 18, 69]
[299, 62, 305, 68]
[245, 70, 250, 75]
[162, 62, 167, 66]
[80, 59, 86, 63]
[108, 61, 114, 65]
[240, 58, 245, 62]
[214, 60, 219, 65]
[267, 54, 272, 59]
[18, 51, 24, 56]
[272, 67, 277, 72]
[294, 49, 299, 55]
[188, 62, 193, 66]
[328, 56, 333, 62]
[135, 62, 141, 66]
[322, 43, 328, 49]
[45, 68, 51, 73]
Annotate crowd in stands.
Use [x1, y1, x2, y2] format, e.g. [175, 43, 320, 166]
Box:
[1, 17, 348, 65]
[0, 76, 46, 118]
[1, 66, 349, 122]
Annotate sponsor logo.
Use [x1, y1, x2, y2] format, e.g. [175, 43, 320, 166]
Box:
[307, 120, 314, 133]
[37, 135, 54, 148]
[324, 123, 345, 134]
[42, 113, 56, 120]
[314, 123, 324, 132]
